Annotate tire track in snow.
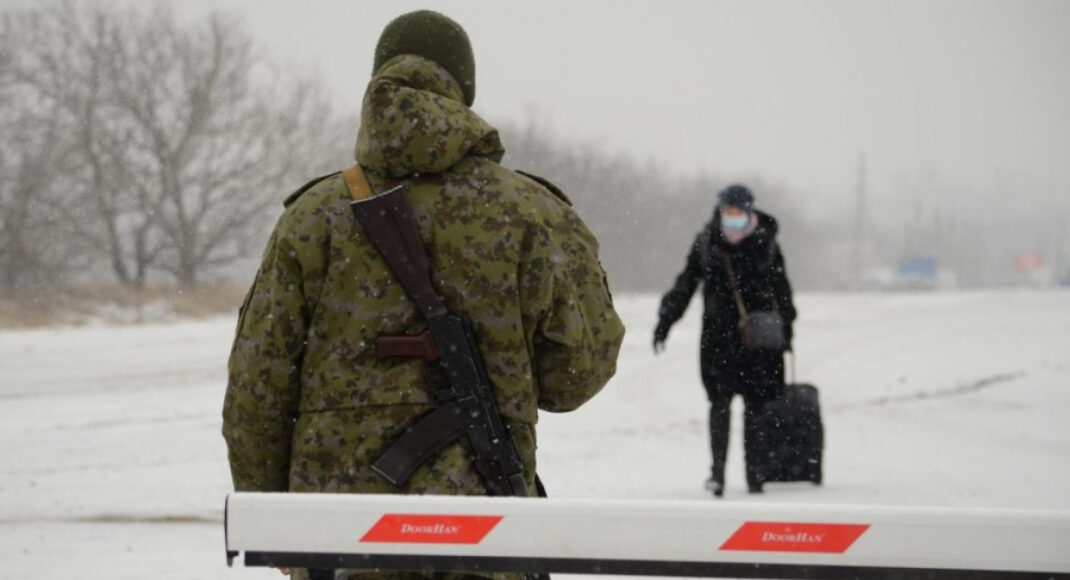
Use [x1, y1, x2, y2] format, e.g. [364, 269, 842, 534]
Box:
[0, 513, 221, 526]
[832, 371, 1027, 411]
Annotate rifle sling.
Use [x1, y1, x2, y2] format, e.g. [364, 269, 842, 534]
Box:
[343, 164, 372, 201]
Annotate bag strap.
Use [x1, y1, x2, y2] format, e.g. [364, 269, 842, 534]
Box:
[712, 248, 749, 321]
[708, 230, 782, 317]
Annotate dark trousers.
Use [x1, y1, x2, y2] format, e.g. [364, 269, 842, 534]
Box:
[703, 352, 784, 486]
[707, 388, 774, 487]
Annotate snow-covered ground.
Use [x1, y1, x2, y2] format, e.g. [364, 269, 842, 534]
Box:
[2, 290, 1069, 579]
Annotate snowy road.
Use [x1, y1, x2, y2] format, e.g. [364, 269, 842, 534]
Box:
[2, 291, 1069, 579]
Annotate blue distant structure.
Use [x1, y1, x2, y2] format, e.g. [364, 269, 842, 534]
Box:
[897, 256, 938, 289]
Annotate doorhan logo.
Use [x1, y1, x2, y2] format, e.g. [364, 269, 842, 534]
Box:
[720, 522, 869, 553]
[360, 514, 503, 544]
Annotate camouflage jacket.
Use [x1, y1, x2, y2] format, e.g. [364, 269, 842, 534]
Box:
[222, 55, 624, 502]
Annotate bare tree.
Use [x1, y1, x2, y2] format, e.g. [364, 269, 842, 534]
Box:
[99, 6, 332, 285]
[0, 99, 71, 290]
[3, 2, 345, 288]
[0, 13, 89, 291]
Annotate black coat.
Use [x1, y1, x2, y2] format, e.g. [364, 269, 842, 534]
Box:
[657, 210, 796, 396]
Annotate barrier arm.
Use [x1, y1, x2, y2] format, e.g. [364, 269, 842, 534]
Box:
[224, 493, 1070, 579]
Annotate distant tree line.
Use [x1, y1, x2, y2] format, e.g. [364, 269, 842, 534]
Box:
[1, 1, 833, 297]
[500, 121, 823, 291]
[0, 1, 347, 291]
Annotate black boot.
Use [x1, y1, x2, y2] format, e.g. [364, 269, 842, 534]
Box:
[707, 394, 731, 498]
[705, 477, 725, 497]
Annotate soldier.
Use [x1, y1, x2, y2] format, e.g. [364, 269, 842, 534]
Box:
[222, 10, 625, 580]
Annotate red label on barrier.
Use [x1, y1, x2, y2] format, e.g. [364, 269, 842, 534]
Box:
[720, 522, 869, 553]
[360, 514, 503, 544]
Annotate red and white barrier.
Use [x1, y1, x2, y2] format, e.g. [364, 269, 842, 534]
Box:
[224, 493, 1070, 578]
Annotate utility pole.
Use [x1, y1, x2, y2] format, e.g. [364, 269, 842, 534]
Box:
[1057, 210, 1069, 285]
[851, 153, 867, 289]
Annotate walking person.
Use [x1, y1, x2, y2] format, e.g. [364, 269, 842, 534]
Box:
[222, 10, 625, 579]
[653, 184, 796, 496]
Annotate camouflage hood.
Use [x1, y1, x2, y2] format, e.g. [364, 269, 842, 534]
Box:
[355, 55, 504, 178]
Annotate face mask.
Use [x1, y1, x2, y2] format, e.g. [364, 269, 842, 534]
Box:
[721, 214, 749, 231]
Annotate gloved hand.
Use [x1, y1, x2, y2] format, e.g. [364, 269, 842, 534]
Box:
[653, 321, 670, 354]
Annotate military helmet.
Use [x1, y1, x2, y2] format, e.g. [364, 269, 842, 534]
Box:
[373, 10, 476, 107]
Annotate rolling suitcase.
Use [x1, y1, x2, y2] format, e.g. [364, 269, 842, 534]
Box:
[760, 353, 824, 484]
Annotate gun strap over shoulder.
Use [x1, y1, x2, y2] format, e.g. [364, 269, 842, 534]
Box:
[343, 164, 373, 201]
[344, 166, 529, 498]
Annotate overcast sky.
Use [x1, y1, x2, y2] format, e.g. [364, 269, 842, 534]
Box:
[49, 0, 1070, 210]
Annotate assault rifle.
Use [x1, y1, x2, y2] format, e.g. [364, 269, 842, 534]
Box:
[349, 179, 529, 498]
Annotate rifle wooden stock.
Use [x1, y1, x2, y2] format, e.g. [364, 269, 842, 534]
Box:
[350, 185, 447, 319]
